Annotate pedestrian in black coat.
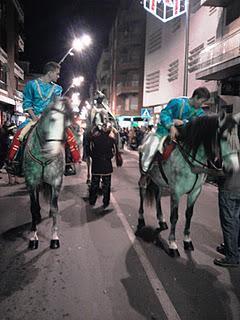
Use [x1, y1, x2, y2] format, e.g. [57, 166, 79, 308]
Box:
[89, 124, 117, 208]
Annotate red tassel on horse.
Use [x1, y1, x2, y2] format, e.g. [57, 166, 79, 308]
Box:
[66, 128, 81, 163]
[8, 129, 22, 161]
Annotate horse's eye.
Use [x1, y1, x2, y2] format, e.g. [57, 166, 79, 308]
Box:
[50, 118, 56, 122]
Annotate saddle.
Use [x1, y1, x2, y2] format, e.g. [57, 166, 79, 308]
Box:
[158, 136, 176, 161]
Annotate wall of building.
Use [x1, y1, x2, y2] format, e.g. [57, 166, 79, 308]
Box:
[143, 1, 221, 109]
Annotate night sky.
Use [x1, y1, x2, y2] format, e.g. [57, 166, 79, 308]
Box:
[20, 0, 120, 98]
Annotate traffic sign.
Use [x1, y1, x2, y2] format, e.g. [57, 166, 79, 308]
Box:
[141, 108, 152, 118]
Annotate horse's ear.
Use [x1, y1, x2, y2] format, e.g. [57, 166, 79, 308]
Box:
[218, 110, 226, 128]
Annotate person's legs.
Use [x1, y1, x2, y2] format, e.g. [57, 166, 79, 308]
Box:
[89, 175, 100, 205]
[215, 190, 240, 265]
[102, 175, 111, 208]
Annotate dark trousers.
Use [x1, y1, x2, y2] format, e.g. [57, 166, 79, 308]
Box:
[89, 174, 111, 206]
[218, 190, 240, 263]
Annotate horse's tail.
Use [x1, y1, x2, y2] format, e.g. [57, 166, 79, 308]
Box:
[145, 179, 156, 207]
[39, 182, 52, 201]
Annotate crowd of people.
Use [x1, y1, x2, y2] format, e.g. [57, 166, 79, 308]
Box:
[119, 125, 153, 150]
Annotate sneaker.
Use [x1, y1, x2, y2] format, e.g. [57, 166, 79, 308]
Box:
[214, 258, 239, 268]
[102, 203, 109, 209]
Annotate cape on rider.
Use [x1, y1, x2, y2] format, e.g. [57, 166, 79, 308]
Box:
[140, 86, 211, 180]
[8, 61, 80, 171]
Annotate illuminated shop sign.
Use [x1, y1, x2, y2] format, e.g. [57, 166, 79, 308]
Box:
[143, 0, 187, 22]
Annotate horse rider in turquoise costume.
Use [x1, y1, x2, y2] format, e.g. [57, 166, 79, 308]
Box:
[140, 86, 211, 176]
[9, 61, 80, 165]
[9, 61, 61, 159]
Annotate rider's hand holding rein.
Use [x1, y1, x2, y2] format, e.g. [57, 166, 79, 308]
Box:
[28, 109, 39, 122]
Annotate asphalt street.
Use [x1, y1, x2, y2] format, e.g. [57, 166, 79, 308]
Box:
[0, 148, 239, 320]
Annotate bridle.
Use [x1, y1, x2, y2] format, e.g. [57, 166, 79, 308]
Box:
[25, 102, 70, 176]
[176, 128, 225, 176]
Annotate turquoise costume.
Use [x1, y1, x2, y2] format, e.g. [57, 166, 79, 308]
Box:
[141, 97, 205, 173]
[156, 97, 205, 137]
[20, 79, 62, 127]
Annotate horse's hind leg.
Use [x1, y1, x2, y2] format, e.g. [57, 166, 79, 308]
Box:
[183, 187, 201, 251]
[28, 189, 41, 250]
[154, 186, 168, 232]
[136, 179, 146, 235]
[49, 187, 61, 249]
[168, 195, 180, 257]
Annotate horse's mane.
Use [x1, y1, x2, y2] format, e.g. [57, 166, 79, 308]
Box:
[43, 97, 74, 122]
[178, 115, 225, 160]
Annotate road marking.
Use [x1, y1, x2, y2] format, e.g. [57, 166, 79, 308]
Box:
[111, 194, 181, 320]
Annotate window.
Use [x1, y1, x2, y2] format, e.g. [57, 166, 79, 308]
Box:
[0, 0, 7, 51]
[147, 28, 162, 55]
[145, 71, 160, 93]
[168, 59, 179, 82]
[0, 61, 7, 90]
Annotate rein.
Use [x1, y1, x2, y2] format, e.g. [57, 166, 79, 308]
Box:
[176, 140, 224, 177]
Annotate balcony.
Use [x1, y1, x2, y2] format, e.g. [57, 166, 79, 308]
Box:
[196, 30, 240, 80]
[116, 81, 139, 96]
[201, 0, 230, 7]
[118, 60, 140, 71]
[14, 62, 24, 80]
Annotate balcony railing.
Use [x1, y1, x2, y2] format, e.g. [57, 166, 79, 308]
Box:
[116, 81, 139, 96]
[198, 30, 240, 72]
[0, 80, 7, 91]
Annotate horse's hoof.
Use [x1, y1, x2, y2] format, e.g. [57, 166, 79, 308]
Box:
[28, 239, 38, 250]
[183, 241, 194, 251]
[50, 239, 60, 249]
[168, 249, 180, 257]
[158, 222, 168, 232]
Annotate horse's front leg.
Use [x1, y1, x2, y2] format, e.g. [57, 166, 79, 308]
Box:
[136, 177, 147, 235]
[183, 187, 202, 251]
[49, 187, 61, 249]
[28, 188, 41, 250]
[168, 195, 180, 257]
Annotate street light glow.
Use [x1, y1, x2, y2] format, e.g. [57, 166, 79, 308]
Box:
[72, 76, 84, 87]
[81, 34, 92, 47]
[59, 34, 92, 64]
[72, 38, 84, 52]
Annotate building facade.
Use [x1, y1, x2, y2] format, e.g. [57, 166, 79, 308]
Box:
[108, 0, 146, 116]
[0, 0, 24, 125]
[96, 48, 111, 99]
[142, 0, 235, 123]
[197, 0, 240, 114]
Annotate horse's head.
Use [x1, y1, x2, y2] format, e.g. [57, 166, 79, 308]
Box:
[179, 113, 239, 174]
[39, 97, 73, 157]
[218, 112, 240, 173]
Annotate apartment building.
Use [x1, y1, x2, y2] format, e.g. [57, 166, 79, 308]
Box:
[197, 0, 240, 114]
[108, 0, 146, 116]
[142, 0, 229, 123]
[96, 48, 111, 99]
[0, 0, 24, 125]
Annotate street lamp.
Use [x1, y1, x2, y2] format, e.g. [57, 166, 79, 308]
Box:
[59, 34, 92, 65]
[71, 92, 81, 112]
[63, 76, 84, 96]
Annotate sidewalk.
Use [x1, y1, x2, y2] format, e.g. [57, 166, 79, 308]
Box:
[0, 170, 30, 234]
